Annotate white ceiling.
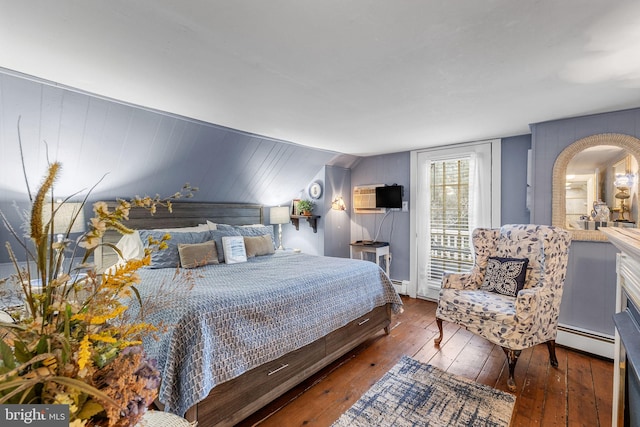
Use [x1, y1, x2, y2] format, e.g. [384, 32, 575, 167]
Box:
[1, 1, 639, 156]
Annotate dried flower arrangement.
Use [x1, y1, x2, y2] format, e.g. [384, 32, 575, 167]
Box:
[0, 127, 197, 426]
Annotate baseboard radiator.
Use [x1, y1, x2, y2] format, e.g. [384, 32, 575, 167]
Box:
[390, 279, 409, 295]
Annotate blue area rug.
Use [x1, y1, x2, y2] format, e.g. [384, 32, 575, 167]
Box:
[332, 356, 516, 427]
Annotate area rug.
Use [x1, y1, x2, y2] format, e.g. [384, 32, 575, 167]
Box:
[332, 356, 515, 427]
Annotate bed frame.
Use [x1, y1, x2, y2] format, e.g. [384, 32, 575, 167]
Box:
[96, 201, 392, 426]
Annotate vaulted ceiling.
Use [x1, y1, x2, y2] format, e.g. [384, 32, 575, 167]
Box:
[1, 1, 639, 156]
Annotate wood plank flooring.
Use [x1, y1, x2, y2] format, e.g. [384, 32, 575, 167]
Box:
[238, 296, 613, 427]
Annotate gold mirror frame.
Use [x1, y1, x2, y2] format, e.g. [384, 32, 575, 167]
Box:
[552, 133, 640, 241]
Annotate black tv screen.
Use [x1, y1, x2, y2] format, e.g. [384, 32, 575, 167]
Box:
[376, 185, 403, 208]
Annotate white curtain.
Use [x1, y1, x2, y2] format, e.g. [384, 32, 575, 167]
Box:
[468, 150, 492, 236]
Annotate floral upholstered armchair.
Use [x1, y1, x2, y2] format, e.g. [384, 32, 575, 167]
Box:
[434, 224, 571, 391]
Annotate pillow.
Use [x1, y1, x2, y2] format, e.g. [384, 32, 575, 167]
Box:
[114, 226, 210, 263]
[138, 230, 211, 269]
[178, 240, 219, 268]
[234, 224, 276, 250]
[480, 257, 529, 297]
[215, 224, 236, 231]
[244, 235, 276, 257]
[222, 236, 247, 264]
[115, 231, 145, 261]
[208, 228, 242, 263]
[206, 220, 218, 231]
[153, 224, 211, 233]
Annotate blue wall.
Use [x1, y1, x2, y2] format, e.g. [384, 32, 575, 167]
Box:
[0, 70, 339, 263]
[350, 152, 411, 281]
[531, 107, 640, 337]
[324, 165, 351, 258]
[501, 134, 531, 224]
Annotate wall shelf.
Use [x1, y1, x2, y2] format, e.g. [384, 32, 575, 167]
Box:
[290, 215, 321, 233]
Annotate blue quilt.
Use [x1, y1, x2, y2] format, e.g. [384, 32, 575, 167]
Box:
[131, 251, 403, 416]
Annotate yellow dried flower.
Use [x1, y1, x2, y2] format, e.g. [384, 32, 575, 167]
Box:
[118, 340, 143, 349]
[73, 305, 127, 325]
[89, 333, 117, 344]
[77, 335, 92, 371]
[31, 162, 60, 244]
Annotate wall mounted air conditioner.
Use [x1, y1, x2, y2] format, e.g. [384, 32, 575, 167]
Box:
[353, 184, 386, 214]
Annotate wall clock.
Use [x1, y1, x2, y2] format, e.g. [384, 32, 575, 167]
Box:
[309, 181, 323, 199]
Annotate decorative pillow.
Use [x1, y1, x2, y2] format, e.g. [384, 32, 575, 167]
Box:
[115, 226, 211, 264]
[178, 240, 219, 268]
[115, 231, 145, 261]
[215, 224, 236, 231]
[480, 256, 529, 297]
[153, 224, 211, 233]
[208, 229, 242, 263]
[234, 225, 276, 250]
[222, 236, 247, 264]
[244, 235, 276, 257]
[138, 230, 211, 269]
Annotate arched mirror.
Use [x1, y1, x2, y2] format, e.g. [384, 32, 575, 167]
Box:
[552, 133, 640, 241]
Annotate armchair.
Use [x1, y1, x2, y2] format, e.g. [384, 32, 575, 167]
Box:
[434, 224, 571, 391]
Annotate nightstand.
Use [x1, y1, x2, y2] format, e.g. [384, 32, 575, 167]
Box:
[350, 241, 390, 276]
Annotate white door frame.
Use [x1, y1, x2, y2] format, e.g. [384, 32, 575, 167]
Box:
[408, 140, 501, 299]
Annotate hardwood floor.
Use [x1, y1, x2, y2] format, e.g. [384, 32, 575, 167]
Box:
[238, 296, 613, 427]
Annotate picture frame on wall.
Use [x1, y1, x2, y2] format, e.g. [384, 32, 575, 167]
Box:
[291, 199, 301, 216]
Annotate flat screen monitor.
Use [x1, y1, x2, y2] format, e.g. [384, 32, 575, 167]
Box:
[376, 185, 403, 208]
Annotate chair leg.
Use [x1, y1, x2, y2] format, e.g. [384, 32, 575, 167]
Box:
[547, 340, 559, 367]
[434, 318, 443, 345]
[502, 347, 521, 392]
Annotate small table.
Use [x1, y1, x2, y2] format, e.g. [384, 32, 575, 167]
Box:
[350, 241, 390, 276]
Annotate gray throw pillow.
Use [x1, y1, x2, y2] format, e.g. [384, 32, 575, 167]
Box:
[208, 228, 243, 263]
[138, 230, 211, 269]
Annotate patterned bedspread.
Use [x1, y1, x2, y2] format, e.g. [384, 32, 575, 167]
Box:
[131, 251, 403, 416]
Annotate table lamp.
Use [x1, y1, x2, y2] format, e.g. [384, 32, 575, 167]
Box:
[270, 206, 290, 250]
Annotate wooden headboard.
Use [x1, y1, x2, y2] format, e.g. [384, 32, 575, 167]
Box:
[94, 202, 263, 271]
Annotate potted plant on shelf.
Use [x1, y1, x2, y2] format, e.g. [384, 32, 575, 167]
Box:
[297, 199, 315, 216]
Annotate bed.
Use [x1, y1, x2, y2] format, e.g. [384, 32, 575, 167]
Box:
[96, 202, 403, 426]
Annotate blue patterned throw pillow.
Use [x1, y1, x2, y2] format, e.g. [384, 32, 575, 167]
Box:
[480, 256, 529, 297]
[138, 230, 211, 269]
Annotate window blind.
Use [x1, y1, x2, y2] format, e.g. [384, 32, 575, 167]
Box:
[427, 157, 474, 283]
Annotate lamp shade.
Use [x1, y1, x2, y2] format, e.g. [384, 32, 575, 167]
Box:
[615, 173, 635, 189]
[43, 202, 86, 234]
[270, 206, 290, 225]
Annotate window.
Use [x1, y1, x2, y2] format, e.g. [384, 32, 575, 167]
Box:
[409, 140, 500, 300]
[428, 158, 473, 283]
